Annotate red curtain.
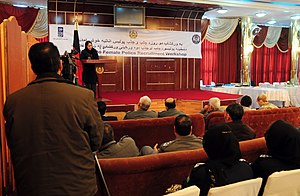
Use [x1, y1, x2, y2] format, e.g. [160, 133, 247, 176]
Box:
[35, 36, 49, 42]
[200, 26, 241, 85]
[251, 46, 291, 84]
[0, 4, 38, 32]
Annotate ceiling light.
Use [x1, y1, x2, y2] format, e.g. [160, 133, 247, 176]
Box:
[13, 4, 28, 8]
[291, 15, 300, 20]
[267, 20, 277, 25]
[255, 12, 267, 18]
[217, 8, 228, 14]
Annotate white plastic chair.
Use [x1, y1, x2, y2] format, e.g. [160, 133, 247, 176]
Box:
[262, 169, 300, 196]
[164, 185, 200, 196]
[207, 178, 263, 196]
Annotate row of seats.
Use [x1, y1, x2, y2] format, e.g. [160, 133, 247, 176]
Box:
[109, 107, 300, 148]
[96, 137, 267, 196]
[170, 168, 300, 196]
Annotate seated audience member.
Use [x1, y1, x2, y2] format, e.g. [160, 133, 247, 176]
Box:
[256, 94, 278, 110]
[97, 123, 139, 158]
[140, 114, 203, 155]
[251, 120, 300, 195]
[158, 98, 185, 117]
[123, 96, 157, 119]
[200, 97, 222, 118]
[97, 101, 118, 121]
[182, 123, 253, 196]
[224, 103, 256, 141]
[240, 95, 253, 111]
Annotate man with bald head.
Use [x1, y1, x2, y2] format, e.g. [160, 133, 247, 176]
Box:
[158, 98, 185, 117]
[123, 96, 157, 119]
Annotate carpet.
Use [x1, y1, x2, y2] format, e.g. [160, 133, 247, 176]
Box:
[101, 90, 241, 105]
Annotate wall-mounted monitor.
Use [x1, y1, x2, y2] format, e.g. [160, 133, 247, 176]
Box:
[114, 5, 145, 28]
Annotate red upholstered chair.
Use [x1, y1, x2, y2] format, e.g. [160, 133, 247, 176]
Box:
[239, 137, 267, 163]
[97, 149, 208, 196]
[204, 107, 300, 138]
[205, 112, 225, 130]
[107, 113, 205, 149]
[96, 137, 268, 196]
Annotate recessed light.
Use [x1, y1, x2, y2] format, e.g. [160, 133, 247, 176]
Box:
[267, 20, 277, 25]
[13, 4, 28, 8]
[291, 15, 300, 20]
[255, 12, 267, 18]
[217, 8, 228, 14]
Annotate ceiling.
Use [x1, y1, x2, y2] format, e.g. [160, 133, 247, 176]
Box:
[172, 0, 300, 27]
[1, 0, 300, 26]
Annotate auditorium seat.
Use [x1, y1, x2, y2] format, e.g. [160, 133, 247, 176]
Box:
[262, 169, 300, 196]
[207, 178, 262, 196]
[96, 138, 267, 196]
[205, 107, 300, 137]
[107, 113, 205, 148]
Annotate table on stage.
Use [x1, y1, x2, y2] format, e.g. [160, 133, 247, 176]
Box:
[81, 59, 117, 100]
[201, 86, 300, 108]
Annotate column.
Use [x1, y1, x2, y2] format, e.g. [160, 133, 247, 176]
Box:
[241, 17, 254, 86]
[290, 19, 300, 85]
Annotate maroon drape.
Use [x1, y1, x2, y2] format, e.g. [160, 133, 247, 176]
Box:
[200, 19, 210, 41]
[277, 28, 289, 52]
[251, 46, 291, 84]
[0, 4, 38, 32]
[35, 36, 49, 42]
[199, 26, 241, 85]
[253, 26, 268, 47]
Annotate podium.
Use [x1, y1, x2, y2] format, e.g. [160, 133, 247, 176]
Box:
[81, 59, 117, 101]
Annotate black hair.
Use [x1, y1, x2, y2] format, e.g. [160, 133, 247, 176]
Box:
[240, 95, 252, 107]
[28, 42, 60, 75]
[85, 41, 92, 49]
[101, 123, 114, 146]
[97, 101, 106, 116]
[175, 114, 192, 136]
[226, 103, 244, 121]
[165, 99, 176, 109]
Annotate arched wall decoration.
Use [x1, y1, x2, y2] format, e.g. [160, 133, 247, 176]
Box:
[204, 18, 239, 43]
[253, 26, 289, 53]
[27, 9, 48, 38]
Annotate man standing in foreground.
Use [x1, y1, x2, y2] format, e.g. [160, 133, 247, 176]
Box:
[3, 42, 104, 196]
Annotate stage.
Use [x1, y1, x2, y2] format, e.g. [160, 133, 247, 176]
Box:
[102, 89, 241, 105]
[101, 90, 241, 117]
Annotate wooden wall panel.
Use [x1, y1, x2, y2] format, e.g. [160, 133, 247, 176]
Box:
[48, 1, 204, 92]
[6, 17, 27, 94]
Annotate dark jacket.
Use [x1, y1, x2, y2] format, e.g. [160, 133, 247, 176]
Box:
[123, 109, 157, 120]
[80, 48, 99, 83]
[252, 155, 300, 195]
[3, 73, 104, 196]
[97, 136, 139, 158]
[226, 121, 256, 141]
[184, 160, 253, 196]
[158, 108, 185, 117]
[159, 135, 203, 152]
[101, 115, 118, 121]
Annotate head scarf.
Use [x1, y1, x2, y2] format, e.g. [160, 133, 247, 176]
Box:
[204, 123, 241, 166]
[265, 120, 300, 166]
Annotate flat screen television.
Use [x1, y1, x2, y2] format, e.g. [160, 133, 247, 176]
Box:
[114, 5, 145, 28]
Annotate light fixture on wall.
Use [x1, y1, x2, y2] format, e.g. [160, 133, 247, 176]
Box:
[216, 8, 228, 14]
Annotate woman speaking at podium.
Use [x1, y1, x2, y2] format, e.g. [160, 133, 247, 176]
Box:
[80, 41, 99, 97]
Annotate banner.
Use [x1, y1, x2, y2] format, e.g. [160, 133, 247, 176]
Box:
[49, 25, 201, 58]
